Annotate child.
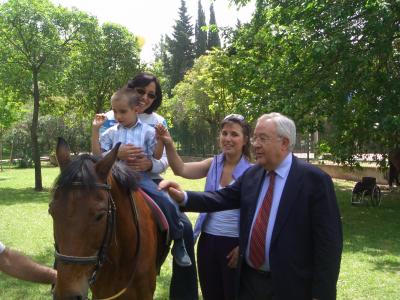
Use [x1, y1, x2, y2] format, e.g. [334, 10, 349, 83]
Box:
[92, 86, 191, 267]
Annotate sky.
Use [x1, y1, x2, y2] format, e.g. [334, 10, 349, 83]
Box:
[51, 0, 255, 63]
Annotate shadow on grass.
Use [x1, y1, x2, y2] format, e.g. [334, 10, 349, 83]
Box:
[335, 181, 400, 274]
[0, 188, 52, 205]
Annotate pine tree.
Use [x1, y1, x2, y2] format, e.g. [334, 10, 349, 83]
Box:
[207, 3, 221, 50]
[194, 0, 207, 58]
[167, 0, 195, 90]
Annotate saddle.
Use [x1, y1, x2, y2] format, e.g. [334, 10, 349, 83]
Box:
[135, 188, 171, 272]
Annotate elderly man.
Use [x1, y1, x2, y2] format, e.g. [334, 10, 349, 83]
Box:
[0, 241, 56, 284]
[161, 112, 342, 300]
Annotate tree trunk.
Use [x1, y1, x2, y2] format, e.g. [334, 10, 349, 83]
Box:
[9, 139, 14, 164]
[32, 68, 42, 191]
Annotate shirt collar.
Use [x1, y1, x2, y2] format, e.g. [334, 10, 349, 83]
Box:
[117, 118, 142, 129]
[269, 152, 292, 179]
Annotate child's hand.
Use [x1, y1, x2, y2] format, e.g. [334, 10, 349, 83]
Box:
[155, 123, 173, 144]
[92, 113, 107, 129]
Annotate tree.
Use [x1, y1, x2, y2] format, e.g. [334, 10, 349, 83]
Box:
[0, 88, 24, 171]
[64, 22, 141, 115]
[166, 52, 242, 155]
[152, 35, 173, 96]
[226, 0, 400, 165]
[166, 0, 195, 90]
[0, 0, 95, 190]
[207, 3, 221, 50]
[195, 0, 207, 57]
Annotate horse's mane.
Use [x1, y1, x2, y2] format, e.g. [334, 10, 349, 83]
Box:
[53, 154, 138, 192]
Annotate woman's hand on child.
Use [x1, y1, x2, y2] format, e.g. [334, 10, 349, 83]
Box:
[118, 144, 152, 172]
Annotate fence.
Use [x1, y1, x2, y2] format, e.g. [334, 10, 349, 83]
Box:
[172, 131, 319, 158]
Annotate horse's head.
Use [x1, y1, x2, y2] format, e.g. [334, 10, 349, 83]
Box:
[49, 138, 120, 300]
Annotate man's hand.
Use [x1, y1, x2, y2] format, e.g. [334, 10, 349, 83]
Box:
[226, 246, 239, 269]
[158, 180, 185, 204]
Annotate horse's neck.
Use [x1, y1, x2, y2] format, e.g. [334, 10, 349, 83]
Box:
[92, 189, 158, 299]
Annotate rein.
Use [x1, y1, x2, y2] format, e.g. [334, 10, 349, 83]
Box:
[54, 181, 141, 300]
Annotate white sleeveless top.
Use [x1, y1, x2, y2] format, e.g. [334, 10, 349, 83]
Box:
[202, 183, 240, 238]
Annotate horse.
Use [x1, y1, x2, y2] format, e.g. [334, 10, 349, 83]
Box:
[49, 138, 167, 300]
[388, 149, 400, 188]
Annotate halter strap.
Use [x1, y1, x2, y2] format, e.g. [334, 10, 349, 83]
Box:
[53, 180, 141, 300]
[70, 182, 111, 190]
[54, 250, 98, 265]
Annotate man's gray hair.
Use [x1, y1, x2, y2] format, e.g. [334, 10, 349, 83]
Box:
[258, 112, 296, 151]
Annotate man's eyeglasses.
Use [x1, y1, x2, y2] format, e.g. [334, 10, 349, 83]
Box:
[135, 88, 156, 100]
[250, 135, 282, 145]
[223, 114, 245, 122]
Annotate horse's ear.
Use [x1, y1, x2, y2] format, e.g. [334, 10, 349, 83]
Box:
[56, 137, 71, 171]
[95, 142, 121, 181]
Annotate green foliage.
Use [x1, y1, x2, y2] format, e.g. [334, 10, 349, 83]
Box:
[165, 0, 195, 90]
[0, 0, 96, 189]
[166, 52, 250, 155]
[4, 113, 91, 168]
[0, 0, 141, 187]
[63, 22, 142, 114]
[207, 3, 221, 50]
[223, 0, 400, 165]
[195, 0, 207, 58]
[0, 88, 24, 130]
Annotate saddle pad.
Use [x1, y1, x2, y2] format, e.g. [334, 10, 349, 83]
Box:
[136, 188, 169, 234]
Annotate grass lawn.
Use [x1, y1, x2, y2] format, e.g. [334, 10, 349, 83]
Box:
[0, 166, 400, 299]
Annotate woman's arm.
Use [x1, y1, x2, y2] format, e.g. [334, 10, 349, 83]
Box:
[156, 125, 212, 179]
[166, 142, 213, 179]
[153, 139, 164, 160]
[91, 114, 106, 155]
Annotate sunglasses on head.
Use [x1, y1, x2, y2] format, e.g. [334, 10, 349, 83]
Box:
[135, 87, 156, 100]
[223, 114, 245, 122]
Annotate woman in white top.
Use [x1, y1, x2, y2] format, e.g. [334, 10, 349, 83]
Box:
[95, 73, 199, 300]
[157, 114, 252, 300]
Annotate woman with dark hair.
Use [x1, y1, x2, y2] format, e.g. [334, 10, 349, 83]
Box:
[93, 72, 198, 300]
[157, 114, 253, 300]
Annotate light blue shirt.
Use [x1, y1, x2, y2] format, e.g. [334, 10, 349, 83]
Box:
[246, 153, 292, 271]
[99, 111, 169, 176]
[100, 119, 156, 158]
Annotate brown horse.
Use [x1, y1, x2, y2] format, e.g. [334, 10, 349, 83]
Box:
[49, 138, 165, 300]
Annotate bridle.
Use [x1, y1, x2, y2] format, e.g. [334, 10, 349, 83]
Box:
[53, 181, 141, 300]
[54, 182, 116, 286]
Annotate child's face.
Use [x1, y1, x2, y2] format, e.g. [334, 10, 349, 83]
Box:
[111, 96, 138, 127]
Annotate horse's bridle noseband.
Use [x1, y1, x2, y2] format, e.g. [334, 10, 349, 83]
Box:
[54, 182, 116, 285]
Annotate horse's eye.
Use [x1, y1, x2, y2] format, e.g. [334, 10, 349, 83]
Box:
[95, 213, 106, 222]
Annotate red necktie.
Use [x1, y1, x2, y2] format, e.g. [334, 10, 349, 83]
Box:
[249, 171, 276, 269]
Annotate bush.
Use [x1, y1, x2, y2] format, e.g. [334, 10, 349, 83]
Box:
[4, 113, 91, 168]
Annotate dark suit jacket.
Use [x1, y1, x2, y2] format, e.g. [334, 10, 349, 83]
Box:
[184, 155, 342, 300]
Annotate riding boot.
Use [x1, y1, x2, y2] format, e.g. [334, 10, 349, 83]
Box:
[171, 238, 192, 267]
